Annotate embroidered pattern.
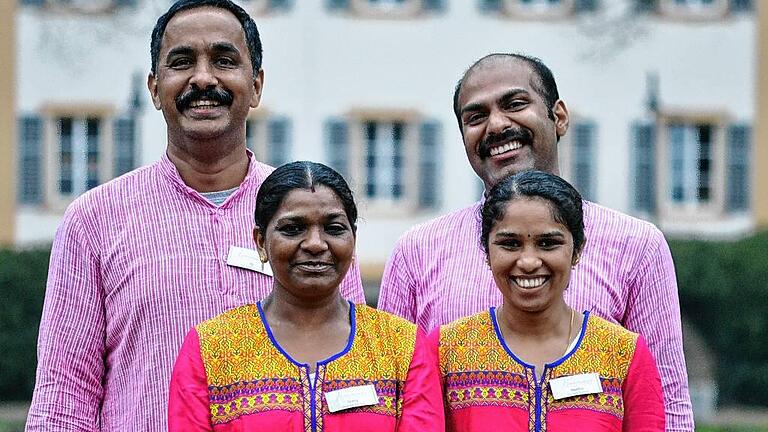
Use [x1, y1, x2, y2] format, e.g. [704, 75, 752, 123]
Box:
[196, 303, 417, 428]
[439, 311, 639, 431]
[322, 305, 416, 418]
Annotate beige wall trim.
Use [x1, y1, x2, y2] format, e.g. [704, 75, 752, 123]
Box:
[0, 0, 16, 246]
[756, 2, 768, 227]
[359, 261, 385, 283]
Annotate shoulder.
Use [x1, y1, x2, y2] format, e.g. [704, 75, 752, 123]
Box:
[356, 305, 418, 351]
[584, 313, 640, 358]
[583, 201, 666, 251]
[65, 163, 161, 216]
[394, 202, 482, 250]
[195, 304, 262, 341]
[438, 310, 492, 345]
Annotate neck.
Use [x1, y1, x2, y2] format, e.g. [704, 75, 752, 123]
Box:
[262, 290, 349, 329]
[166, 134, 250, 193]
[497, 300, 572, 341]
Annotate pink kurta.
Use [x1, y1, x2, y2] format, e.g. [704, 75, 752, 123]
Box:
[169, 302, 444, 431]
[432, 310, 665, 432]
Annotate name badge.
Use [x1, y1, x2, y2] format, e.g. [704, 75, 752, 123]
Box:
[549, 373, 603, 400]
[324, 384, 379, 413]
[226, 246, 273, 276]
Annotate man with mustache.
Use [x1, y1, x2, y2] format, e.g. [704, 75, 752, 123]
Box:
[379, 53, 694, 431]
[26, 1, 365, 431]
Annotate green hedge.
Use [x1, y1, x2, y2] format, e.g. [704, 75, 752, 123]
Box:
[670, 230, 768, 407]
[0, 247, 49, 401]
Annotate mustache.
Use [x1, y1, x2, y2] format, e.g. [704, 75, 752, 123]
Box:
[479, 127, 533, 158]
[175, 87, 233, 112]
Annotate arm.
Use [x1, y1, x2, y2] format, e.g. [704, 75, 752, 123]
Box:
[624, 229, 693, 431]
[168, 329, 213, 432]
[25, 206, 106, 431]
[623, 336, 665, 432]
[396, 329, 445, 432]
[339, 254, 366, 304]
[378, 238, 418, 322]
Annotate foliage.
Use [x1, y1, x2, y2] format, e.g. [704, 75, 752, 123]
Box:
[670, 230, 768, 407]
[0, 248, 50, 401]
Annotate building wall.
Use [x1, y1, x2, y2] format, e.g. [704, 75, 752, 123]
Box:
[0, 0, 16, 246]
[14, 0, 757, 263]
[756, 1, 768, 227]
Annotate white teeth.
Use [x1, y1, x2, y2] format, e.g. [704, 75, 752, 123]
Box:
[514, 277, 546, 288]
[489, 140, 522, 156]
[189, 100, 220, 108]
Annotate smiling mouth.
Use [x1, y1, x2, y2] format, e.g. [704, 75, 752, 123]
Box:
[488, 140, 523, 157]
[188, 99, 223, 109]
[295, 261, 334, 272]
[512, 276, 549, 289]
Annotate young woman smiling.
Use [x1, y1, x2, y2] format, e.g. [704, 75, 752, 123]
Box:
[168, 161, 443, 431]
[432, 170, 665, 432]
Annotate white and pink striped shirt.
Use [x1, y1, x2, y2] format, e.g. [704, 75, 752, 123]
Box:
[379, 200, 693, 431]
[26, 153, 365, 432]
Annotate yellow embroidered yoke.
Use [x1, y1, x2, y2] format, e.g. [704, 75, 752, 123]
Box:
[193, 302, 418, 431]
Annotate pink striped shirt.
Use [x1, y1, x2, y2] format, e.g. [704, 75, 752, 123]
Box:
[379, 200, 693, 432]
[26, 153, 366, 432]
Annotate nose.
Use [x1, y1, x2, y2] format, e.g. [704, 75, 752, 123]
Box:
[516, 250, 542, 273]
[189, 61, 218, 89]
[486, 108, 512, 136]
[301, 227, 329, 255]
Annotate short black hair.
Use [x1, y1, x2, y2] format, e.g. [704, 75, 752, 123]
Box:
[255, 161, 358, 235]
[453, 53, 560, 131]
[481, 170, 584, 263]
[150, 0, 263, 77]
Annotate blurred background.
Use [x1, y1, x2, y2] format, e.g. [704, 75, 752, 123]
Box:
[1, 0, 767, 430]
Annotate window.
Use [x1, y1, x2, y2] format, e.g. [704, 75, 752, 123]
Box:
[21, 0, 137, 13]
[239, 0, 293, 15]
[558, 120, 597, 201]
[630, 114, 750, 224]
[328, 0, 446, 18]
[668, 123, 712, 205]
[246, 116, 292, 167]
[657, 0, 729, 19]
[480, 0, 597, 18]
[19, 106, 139, 209]
[325, 113, 442, 212]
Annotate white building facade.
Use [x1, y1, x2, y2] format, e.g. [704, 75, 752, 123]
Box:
[15, 0, 756, 271]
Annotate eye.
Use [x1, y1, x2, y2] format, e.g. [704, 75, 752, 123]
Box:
[538, 238, 564, 250]
[464, 112, 486, 126]
[277, 224, 303, 236]
[168, 58, 193, 69]
[493, 239, 521, 250]
[215, 57, 236, 67]
[326, 223, 349, 235]
[503, 99, 528, 111]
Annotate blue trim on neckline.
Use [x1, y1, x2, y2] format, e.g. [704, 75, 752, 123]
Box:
[489, 307, 591, 370]
[257, 300, 356, 368]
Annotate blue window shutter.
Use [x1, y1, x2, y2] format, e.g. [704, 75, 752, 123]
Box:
[113, 118, 136, 177]
[726, 123, 750, 212]
[270, 0, 293, 12]
[730, 0, 753, 13]
[631, 122, 656, 214]
[634, 0, 657, 13]
[423, 0, 446, 13]
[267, 116, 292, 167]
[326, 0, 349, 11]
[419, 120, 441, 209]
[479, 0, 502, 13]
[572, 122, 596, 201]
[18, 115, 44, 204]
[325, 119, 349, 178]
[114, 0, 137, 7]
[20, 0, 45, 6]
[575, 0, 598, 13]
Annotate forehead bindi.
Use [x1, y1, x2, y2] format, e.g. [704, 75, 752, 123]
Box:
[161, 7, 247, 57]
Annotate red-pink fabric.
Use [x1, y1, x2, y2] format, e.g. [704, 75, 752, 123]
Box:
[26, 153, 366, 432]
[432, 313, 665, 432]
[168, 307, 444, 431]
[380, 200, 692, 431]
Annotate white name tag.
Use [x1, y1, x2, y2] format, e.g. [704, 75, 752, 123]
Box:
[549, 373, 603, 400]
[324, 384, 379, 413]
[226, 246, 273, 276]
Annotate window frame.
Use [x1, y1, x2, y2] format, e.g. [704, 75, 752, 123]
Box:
[502, 0, 576, 20]
[657, 0, 729, 20]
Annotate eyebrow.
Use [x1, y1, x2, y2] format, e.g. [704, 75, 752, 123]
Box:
[210, 42, 240, 56]
[165, 42, 241, 62]
[460, 88, 530, 116]
[493, 230, 565, 239]
[165, 46, 194, 62]
[275, 212, 347, 224]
